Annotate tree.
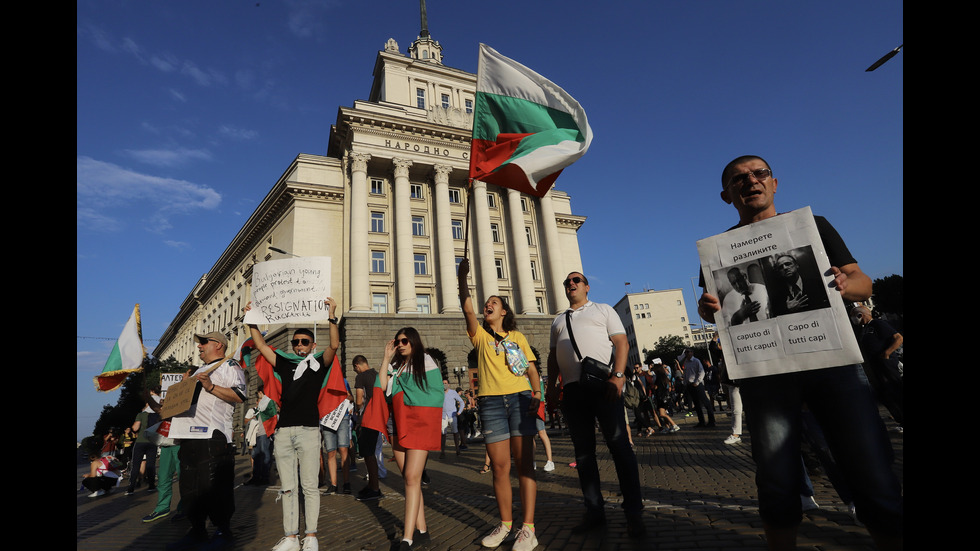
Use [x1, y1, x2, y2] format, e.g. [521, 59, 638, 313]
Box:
[644, 335, 688, 366]
[872, 274, 903, 316]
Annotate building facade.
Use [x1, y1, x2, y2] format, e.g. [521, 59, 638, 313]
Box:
[154, 27, 586, 393]
[613, 289, 692, 366]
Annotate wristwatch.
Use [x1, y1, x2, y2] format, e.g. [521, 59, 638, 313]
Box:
[328, 317, 339, 324]
[612, 372, 625, 378]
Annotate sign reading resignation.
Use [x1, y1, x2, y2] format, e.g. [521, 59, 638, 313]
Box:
[244, 256, 332, 325]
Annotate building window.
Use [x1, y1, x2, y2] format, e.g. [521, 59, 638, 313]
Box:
[371, 251, 386, 273]
[371, 211, 385, 233]
[487, 193, 497, 208]
[535, 297, 544, 314]
[410, 183, 424, 199]
[491, 223, 501, 243]
[530, 260, 539, 280]
[521, 197, 530, 212]
[448, 188, 461, 203]
[525, 227, 533, 246]
[414, 253, 428, 275]
[465, 99, 473, 114]
[372, 293, 388, 314]
[441, 94, 450, 109]
[416, 88, 425, 109]
[412, 216, 425, 236]
[417, 294, 431, 314]
[451, 219, 464, 240]
[456, 256, 466, 277]
[495, 258, 505, 279]
[370, 178, 384, 195]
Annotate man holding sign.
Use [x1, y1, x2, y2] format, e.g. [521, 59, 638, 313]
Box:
[245, 298, 340, 551]
[166, 331, 246, 551]
[697, 156, 902, 550]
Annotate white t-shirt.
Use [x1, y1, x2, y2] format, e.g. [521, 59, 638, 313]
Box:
[169, 359, 246, 443]
[550, 301, 626, 385]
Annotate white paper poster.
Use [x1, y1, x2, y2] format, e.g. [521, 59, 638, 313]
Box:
[696, 207, 862, 379]
[244, 256, 332, 325]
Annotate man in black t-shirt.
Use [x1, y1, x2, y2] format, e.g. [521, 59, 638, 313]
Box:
[697, 156, 902, 550]
[352, 354, 383, 501]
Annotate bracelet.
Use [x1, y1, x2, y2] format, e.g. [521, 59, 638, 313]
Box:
[209, 384, 216, 393]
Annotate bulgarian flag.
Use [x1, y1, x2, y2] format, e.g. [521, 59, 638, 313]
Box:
[94, 304, 145, 392]
[469, 43, 593, 197]
[360, 376, 390, 442]
[239, 338, 347, 419]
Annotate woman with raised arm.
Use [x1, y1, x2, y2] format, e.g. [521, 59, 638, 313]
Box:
[458, 258, 541, 551]
[376, 327, 443, 551]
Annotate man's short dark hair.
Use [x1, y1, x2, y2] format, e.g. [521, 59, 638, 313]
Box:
[352, 354, 368, 367]
[566, 271, 589, 285]
[721, 155, 772, 188]
[292, 328, 315, 341]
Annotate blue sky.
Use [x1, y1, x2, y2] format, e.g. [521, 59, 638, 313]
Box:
[77, 1, 903, 440]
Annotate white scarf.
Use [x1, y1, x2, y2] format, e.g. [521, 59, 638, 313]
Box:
[293, 353, 320, 380]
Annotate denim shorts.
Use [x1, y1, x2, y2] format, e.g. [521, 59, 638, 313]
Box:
[321, 414, 351, 452]
[478, 391, 538, 444]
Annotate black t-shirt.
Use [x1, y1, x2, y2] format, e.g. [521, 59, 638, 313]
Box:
[275, 354, 329, 428]
[354, 368, 378, 413]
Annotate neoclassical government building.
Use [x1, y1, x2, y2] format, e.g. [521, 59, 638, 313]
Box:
[154, 24, 587, 386]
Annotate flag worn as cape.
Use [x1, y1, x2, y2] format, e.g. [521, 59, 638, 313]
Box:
[239, 338, 346, 420]
[360, 376, 390, 442]
[469, 43, 593, 198]
[390, 356, 444, 451]
[94, 304, 146, 392]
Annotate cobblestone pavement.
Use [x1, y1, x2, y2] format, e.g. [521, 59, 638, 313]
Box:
[77, 409, 903, 551]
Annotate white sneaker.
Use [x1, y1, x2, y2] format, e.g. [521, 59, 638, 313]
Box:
[301, 536, 318, 551]
[512, 526, 538, 551]
[88, 489, 106, 498]
[801, 495, 820, 511]
[481, 523, 513, 548]
[272, 536, 301, 551]
[723, 434, 741, 445]
[670, 424, 681, 432]
[543, 461, 555, 472]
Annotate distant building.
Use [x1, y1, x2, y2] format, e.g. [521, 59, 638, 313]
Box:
[153, 14, 586, 394]
[613, 289, 692, 366]
[689, 323, 717, 349]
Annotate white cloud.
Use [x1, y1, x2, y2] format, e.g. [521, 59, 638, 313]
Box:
[122, 147, 212, 168]
[218, 125, 259, 141]
[76, 156, 221, 233]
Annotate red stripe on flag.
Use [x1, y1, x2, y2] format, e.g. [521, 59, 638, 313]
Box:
[392, 392, 442, 451]
[317, 355, 347, 418]
[361, 386, 390, 442]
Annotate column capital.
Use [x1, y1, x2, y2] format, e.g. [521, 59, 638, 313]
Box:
[432, 164, 453, 182]
[350, 152, 371, 172]
[392, 157, 414, 176]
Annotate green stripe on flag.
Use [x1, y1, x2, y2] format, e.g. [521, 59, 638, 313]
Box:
[473, 92, 584, 143]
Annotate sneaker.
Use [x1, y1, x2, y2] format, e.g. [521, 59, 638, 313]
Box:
[142, 510, 171, 523]
[413, 530, 431, 548]
[571, 513, 606, 534]
[626, 513, 646, 538]
[569, 461, 577, 469]
[88, 489, 106, 498]
[210, 529, 235, 550]
[723, 434, 742, 445]
[421, 471, 430, 486]
[543, 461, 555, 472]
[146, 486, 157, 493]
[356, 487, 383, 501]
[459, 444, 468, 450]
[322, 484, 337, 495]
[481, 523, 514, 548]
[342, 483, 352, 495]
[801, 495, 820, 511]
[670, 424, 681, 432]
[125, 489, 135, 496]
[301, 535, 318, 551]
[512, 526, 538, 551]
[272, 536, 301, 551]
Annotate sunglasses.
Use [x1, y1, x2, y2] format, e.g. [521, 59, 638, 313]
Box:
[291, 338, 312, 347]
[396, 338, 411, 345]
[563, 276, 586, 288]
[197, 337, 220, 345]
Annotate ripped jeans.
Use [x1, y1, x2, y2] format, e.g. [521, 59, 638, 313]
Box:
[273, 426, 321, 536]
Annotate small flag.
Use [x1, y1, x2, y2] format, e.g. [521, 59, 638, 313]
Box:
[469, 43, 593, 197]
[94, 304, 146, 392]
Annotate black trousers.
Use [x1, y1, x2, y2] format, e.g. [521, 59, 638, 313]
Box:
[178, 431, 236, 535]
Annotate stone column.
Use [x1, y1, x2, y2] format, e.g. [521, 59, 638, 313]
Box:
[349, 152, 372, 312]
[471, 180, 498, 299]
[392, 158, 417, 312]
[433, 164, 460, 313]
[506, 189, 536, 314]
[538, 192, 567, 313]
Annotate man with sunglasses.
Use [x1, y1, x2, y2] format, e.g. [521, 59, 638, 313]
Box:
[166, 331, 246, 551]
[246, 298, 339, 551]
[697, 156, 902, 550]
[547, 272, 645, 538]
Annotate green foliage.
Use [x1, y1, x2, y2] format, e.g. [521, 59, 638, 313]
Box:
[872, 274, 903, 315]
[644, 335, 688, 366]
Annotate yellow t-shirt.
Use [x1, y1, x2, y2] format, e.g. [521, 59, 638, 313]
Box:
[470, 326, 537, 396]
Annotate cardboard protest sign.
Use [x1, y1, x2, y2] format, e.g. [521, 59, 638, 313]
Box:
[696, 207, 862, 378]
[158, 376, 200, 419]
[244, 257, 332, 325]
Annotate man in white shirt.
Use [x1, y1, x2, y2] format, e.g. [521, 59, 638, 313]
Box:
[167, 331, 246, 551]
[547, 272, 645, 538]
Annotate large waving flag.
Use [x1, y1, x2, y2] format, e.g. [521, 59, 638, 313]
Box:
[469, 43, 593, 197]
[94, 304, 145, 391]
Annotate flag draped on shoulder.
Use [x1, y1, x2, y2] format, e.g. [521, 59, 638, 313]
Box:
[360, 376, 391, 442]
[239, 338, 346, 419]
[469, 43, 593, 197]
[94, 304, 145, 392]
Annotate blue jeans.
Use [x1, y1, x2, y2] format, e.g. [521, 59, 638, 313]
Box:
[560, 382, 643, 517]
[251, 434, 272, 483]
[274, 426, 321, 536]
[739, 364, 902, 534]
[478, 391, 538, 444]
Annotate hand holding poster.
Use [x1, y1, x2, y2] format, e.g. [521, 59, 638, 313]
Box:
[696, 207, 862, 379]
[245, 257, 332, 325]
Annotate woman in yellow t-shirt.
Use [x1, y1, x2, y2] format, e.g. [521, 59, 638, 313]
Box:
[458, 259, 541, 551]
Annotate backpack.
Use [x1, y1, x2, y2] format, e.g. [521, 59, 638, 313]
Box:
[623, 379, 642, 409]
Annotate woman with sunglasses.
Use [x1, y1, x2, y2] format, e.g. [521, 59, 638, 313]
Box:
[457, 259, 541, 551]
[377, 327, 443, 551]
